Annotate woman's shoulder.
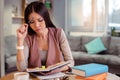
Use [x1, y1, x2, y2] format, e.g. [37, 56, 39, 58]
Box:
[48, 27, 62, 32]
[48, 28, 63, 37]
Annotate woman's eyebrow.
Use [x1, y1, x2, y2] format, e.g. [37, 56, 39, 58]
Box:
[29, 17, 43, 20]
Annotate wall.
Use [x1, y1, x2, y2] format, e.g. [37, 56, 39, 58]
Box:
[4, 0, 66, 36]
[4, 0, 12, 36]
[4, 0, 26, 36]
[11, 0, 22, 36]
[0, 0, 5, 77]
[4, 0, 22, 36]
[53, 0, 66, 31]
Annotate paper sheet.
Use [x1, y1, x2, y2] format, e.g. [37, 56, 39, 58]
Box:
[31, 72, 66, 79]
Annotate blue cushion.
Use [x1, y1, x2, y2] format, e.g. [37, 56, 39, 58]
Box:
[85, 37, 106, 54]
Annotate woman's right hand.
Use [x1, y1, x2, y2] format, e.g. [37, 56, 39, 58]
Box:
[16, 24, 28, 43]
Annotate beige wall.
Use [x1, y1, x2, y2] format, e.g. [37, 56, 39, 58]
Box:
[0, 0, 5, 77]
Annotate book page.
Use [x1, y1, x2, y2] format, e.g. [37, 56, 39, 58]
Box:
[26, 61, 70, 72]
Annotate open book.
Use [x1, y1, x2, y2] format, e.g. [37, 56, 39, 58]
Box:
[26, 61, 70, 72]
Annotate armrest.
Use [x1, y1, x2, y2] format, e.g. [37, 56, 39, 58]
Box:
[116, 44, 120, 57]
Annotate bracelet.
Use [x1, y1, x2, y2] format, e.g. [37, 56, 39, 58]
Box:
[16, 45, 24, 50]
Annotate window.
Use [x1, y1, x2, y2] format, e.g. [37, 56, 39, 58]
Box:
[66, 0, 107, 36]
[109, 0, 120, 30]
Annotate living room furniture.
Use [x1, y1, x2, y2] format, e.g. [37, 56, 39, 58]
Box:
[4, 35, 120, 75]
[0, 72, 39, 80]
[67, 35, 120, 75]
[0, 72, 120, 80]
[4, 35, 17, 74]
[0, 72, 65, 80]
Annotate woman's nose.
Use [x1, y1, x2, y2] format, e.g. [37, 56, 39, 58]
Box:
[34, 21, 39, 27]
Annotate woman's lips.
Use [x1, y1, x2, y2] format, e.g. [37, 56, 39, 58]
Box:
[35, 28, 41, 31]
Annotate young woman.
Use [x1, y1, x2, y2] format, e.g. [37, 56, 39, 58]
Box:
[16, 1, 74, 75]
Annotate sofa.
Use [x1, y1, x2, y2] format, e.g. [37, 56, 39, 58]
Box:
[4, 35, 17, 74]
[67, 35, 120, 75]
[4, 35, 120, 75]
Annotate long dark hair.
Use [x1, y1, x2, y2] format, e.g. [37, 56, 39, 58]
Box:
[24, 1, 56, 35]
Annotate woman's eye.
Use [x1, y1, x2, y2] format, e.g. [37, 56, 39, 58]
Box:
[38, 19, 43, 22]
[28, 18, 43, 24]
[29, 21, 34, 24]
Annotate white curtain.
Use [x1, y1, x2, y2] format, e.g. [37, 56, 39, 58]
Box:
[66, 0, 107, 33]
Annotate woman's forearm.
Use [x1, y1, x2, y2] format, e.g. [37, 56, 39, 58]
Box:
[17, 39, 25, 62]
[16, 40, 28, 71]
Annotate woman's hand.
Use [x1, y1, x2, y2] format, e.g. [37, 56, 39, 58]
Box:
[39, 68, 60, 76]
[16, 24, 28, 44]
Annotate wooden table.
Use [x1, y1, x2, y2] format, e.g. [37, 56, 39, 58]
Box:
[0, 72, 39, 80]
[0, 72, 120, 80]
[0, 72, 66, 80]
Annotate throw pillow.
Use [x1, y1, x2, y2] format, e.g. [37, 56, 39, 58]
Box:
[85, 37, 106, 54]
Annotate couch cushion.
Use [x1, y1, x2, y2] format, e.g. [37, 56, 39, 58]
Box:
[107, 55, 120, 66]
[67, 36, 81, 51]
[5, 35, 17, 57]
[108, 37, 120, 55]
[71, 51, 115, 65]
[72, 51, 120, 66]
[92, 55, 111, 64]
[71, 51, 94, 63]
[81, 36, 110, 52]
[6, 55, 16, 69]
[116, 44, 120, 56]
[85, 37, 106, 54]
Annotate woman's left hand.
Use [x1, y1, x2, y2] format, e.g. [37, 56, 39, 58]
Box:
[40, 68, 60, 76]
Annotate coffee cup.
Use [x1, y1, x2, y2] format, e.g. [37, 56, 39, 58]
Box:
[14, 72, 29, 80]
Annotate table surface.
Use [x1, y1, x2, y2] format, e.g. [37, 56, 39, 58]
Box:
[0, 72, 120, 80]
[68, 73, 120, 80]
[0, 72, 39, 80]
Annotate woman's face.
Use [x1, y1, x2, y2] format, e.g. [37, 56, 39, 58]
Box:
[28, 12, 46, 33]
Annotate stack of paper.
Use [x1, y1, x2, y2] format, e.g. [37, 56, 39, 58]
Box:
[30, 72, 66, 80]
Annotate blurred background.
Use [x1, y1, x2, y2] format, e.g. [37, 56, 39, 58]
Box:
[1, 0, 120, 77]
